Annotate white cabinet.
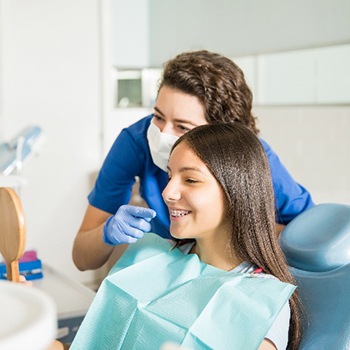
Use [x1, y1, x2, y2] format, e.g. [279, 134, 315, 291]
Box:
[256, 50, 316, 104]
[234, 44, 350, 105]
[316, 45, 350, 104]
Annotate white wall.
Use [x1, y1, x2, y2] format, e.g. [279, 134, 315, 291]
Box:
[0, 1, 4, 136]
[0, 0, 101, 284]
[256, 106, 350, 206]
[148, 0, 350, 66]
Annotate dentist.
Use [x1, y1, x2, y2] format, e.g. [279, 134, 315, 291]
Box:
[72, 50, 314, 271]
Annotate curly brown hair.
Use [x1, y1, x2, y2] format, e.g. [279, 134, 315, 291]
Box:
[158, 50, 259, 135]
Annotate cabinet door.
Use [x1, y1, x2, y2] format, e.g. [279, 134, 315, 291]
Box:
[316, 45, 350, 104]
[256, 50, 316, 105]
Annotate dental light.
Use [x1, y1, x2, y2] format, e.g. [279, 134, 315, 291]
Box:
[0, 126, 43, 176]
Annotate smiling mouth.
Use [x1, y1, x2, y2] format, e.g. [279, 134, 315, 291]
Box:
[170, 209, 191, 217]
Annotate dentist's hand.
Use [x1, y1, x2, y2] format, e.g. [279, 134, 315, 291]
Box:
[103, 205, 156, 246]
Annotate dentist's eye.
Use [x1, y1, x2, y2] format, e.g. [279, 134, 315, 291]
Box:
[153, 114, 164, 123]
[177, 125, 191, 132]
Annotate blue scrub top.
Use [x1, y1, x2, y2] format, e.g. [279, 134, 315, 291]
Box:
[88, 115, 314, 239]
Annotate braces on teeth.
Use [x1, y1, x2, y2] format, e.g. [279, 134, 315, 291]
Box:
[171, 210, 190, 217]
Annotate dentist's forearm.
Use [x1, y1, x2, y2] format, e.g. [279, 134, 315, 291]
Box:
[72, 204, 128, 271]
[72, 204, 152, 271]
[72, 223, 116, 271]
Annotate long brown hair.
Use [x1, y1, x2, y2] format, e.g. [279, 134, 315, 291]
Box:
[159, 50, 259, 134]
[171, 123, 302, 350]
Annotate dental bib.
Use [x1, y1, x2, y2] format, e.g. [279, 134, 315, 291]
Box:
[70, 234, 295, 350]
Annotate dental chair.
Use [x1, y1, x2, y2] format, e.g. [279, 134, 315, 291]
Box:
[280, 203, 350, 350]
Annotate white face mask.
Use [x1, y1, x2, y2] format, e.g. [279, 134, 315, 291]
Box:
[147, 122, 179, 172]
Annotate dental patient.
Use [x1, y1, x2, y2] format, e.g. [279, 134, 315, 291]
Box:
[52, 123, 302, 350]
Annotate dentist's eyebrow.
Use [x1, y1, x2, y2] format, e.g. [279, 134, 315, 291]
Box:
[154, 106, 165, 116]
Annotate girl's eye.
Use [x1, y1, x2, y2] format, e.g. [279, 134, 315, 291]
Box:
[186, 178, 199, 184]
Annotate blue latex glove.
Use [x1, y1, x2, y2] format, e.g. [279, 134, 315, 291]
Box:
[103, 205, 156, 246]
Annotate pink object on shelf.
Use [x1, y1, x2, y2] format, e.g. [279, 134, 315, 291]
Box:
[20, 250, 38, 262]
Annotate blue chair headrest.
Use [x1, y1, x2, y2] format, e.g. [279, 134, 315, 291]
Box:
[280, 203, 350, 272]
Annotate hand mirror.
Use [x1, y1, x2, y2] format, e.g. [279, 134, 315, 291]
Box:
[0, 187, 26, 282]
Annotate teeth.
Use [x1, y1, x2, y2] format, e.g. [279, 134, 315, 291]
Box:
[170, 210, 190, 217]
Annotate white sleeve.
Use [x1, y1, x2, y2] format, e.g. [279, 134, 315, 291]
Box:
[265, 302, 291, 350]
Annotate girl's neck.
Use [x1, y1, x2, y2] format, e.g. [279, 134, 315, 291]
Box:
[190, 237, 242, 271]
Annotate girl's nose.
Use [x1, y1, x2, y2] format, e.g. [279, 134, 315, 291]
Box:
[162, 182, 181, 202]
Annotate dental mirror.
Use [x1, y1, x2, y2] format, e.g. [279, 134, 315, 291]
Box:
[0, 187, 26, 282]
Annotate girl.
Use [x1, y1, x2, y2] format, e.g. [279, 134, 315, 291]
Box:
[64, 123, 302, 350]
